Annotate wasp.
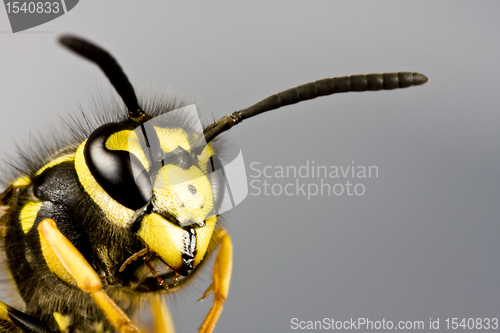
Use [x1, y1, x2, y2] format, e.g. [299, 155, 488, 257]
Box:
[0, 36, 428, 333]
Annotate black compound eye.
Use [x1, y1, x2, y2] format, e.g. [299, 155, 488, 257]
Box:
[84, 122, 152, 210]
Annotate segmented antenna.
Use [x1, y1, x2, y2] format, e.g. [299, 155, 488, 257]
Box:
[204, 72, 428, 142]
[59, 36, 147, 124]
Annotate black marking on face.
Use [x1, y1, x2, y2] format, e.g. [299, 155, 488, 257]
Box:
[140, 122, 163, 163]
[131, 202, 154, 233]
[188, 184, 197, 195]
[179, 227, 196, 276]
[164, 146, 196, 170]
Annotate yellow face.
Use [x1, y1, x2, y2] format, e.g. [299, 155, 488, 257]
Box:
[153, 164, 215, 227]
[75, 123, 219, 275]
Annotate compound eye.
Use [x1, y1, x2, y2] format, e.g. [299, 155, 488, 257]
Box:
[84, 123, 152, 210]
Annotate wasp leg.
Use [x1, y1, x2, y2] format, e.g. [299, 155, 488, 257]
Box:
[37, 219, 141, 333]
[0, 300, 52, 333]
[198, 228, 233, 333]
[143, 255, 168, 290]
[119, 247, 148, 272]
[150, 294, 175, 333]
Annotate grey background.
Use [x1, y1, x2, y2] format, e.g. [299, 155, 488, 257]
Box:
[1, 1, 499, 332]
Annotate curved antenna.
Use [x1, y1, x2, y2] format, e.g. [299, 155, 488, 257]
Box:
[204, 72, 428, 142]
[59, 36, 147, 124]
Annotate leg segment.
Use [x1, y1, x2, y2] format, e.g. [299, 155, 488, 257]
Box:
[38, 219, 141, 333]
[119, 247, 148, 272]
[150, 294, 175, 333]
[143, 254, 168, 290]
[198, 228, 233, 333]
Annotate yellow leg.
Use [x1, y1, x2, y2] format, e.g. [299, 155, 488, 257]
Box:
[150, 294, 175, 333]
[198, 228, 233, 333]
[0, 301, 10, 322]
[38, 219, 141, 333]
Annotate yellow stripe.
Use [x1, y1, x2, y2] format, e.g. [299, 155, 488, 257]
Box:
[35, 154, 75, 176]
[20, 201, 42, 234]
[105, 130, 151, 171]
[12, 175, 30, 187]
[74, 141, 135, 227]
[0, 300, 10, 322]
[198, 143, 213, 174]
[105, 130, 133, 151]
[155, 127, 192, 153]
[194, 215, 217, 267]
[94, 322, 104, 333]
[53, 312, 71, 332]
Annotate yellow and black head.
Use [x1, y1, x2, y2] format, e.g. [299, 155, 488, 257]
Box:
[61, 37, 224, 278]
